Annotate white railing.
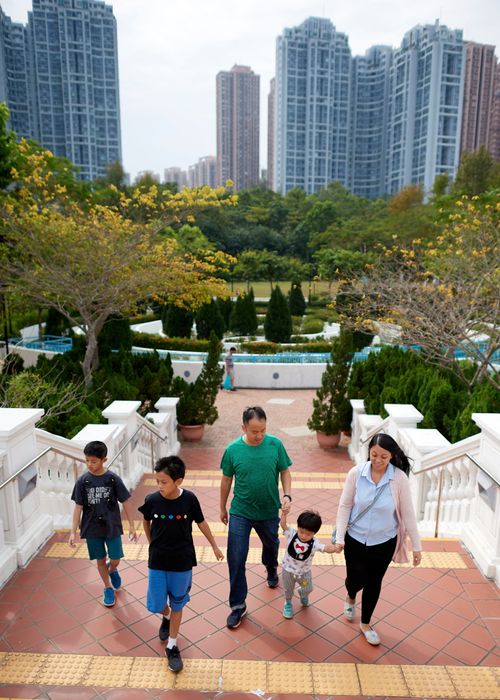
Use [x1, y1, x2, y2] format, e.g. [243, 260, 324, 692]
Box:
[350, 400, 500, 585]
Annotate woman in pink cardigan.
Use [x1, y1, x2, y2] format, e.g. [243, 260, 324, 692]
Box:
[332, 433, 422, 646]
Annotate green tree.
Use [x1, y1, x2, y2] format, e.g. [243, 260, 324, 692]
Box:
[453, 146, 494, 196]
[161, 305, 194, 338]
[307, 330, 353, 435]
[264, 285, 292, 343]
[0, 103, 19, 189]
[288, 282, 306, 316]
[196, 299, 225, 340]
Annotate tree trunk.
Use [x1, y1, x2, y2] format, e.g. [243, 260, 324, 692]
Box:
[81, 327, 99, 388]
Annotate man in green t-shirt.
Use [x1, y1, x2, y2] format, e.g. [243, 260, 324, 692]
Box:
[220, 406, 292, 629]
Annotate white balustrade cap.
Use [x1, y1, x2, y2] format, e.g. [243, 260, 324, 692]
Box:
[350, 399, 365, 410]
[402, 428, 451, 454]
[472, 413, 500, 441]
[384, 404, 424, 422]
[71, 423, 123, 446]
[0, 408, 44, 439]
[155, 397, 180, 411]
[102, 401, 141, 419]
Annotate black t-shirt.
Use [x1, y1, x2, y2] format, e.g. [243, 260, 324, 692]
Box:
[71, 470, 131, 539]
[138, 489, 204, 572]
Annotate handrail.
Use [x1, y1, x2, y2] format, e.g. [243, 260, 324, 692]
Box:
[0, 445, 86, 492]
[412, 452, 499, 487]
[360, 417, 390, 444]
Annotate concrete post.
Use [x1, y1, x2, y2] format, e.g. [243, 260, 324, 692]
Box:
[0, 408, 53, 586]
[155, 397, 181, 455]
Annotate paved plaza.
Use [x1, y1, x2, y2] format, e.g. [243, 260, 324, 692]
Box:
[0, 389, 498, 699]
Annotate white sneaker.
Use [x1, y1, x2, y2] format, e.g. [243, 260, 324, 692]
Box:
[344, 599, 355, 621]
[360, 624, 380, 645]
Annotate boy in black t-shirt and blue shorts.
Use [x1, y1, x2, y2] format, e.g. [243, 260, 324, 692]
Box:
[139, 456, 223, 672]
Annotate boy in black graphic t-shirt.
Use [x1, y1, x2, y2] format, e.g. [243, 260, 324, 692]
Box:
[69, 441, 137, 608]
[139, 456, 223, 673]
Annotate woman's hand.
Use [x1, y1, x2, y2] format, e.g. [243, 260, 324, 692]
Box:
[413, 551, 422, 567]
[332, 543, 344, 554]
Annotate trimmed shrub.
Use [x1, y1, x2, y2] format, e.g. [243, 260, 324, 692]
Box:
[196, 300, 224, 340]
[288, 283, 306, 316]
[264, 285, 292, 343]
[161, 305, 193, 338]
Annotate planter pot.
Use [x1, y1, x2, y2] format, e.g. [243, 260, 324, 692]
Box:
[316, 431, 340, 449]
[178, 424, 205, 442]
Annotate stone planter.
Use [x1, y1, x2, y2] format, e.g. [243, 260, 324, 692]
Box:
[178, 424, 205, 442]
[316, 431, 340, 449]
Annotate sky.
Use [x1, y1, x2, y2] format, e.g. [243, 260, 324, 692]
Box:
[2, 0, 500, 181]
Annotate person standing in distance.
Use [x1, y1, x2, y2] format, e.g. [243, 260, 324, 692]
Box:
[224, 346, 237, 391]
[332, 433, 422, 646]
[220, 406, 292, 629]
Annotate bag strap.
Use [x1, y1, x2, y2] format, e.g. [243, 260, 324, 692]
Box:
[348, 481, 389, 529]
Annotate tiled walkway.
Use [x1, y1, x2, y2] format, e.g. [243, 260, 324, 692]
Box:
[0, 389, 499, 699]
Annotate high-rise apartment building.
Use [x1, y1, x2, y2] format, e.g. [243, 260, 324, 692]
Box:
[216, 64, 259, 190]
[274, 17, 351, 195]
[267, 77, 275, 189]
[386, 22, 464, 195]
[0, 8, 33, 138]
[188, 155, 217, 188]
[164, 166, 188, 189]
[460, 42, 497, 156]
[274, 18, 465, 197]
[349, 46, 392, 199]
[488, 62, 500, 161]
[0, 0, 121, 180]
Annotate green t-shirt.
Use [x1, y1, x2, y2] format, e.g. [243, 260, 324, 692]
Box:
[220, 434, 292, 520]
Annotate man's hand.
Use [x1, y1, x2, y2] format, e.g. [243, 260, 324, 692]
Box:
[281, 497, 291, 514]
[220, 508, 228, 525]
[213, 545, 224, 561]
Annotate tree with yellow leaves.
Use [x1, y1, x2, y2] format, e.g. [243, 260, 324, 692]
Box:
[338, 196, 500, 392]
[0, 141, 236, 386]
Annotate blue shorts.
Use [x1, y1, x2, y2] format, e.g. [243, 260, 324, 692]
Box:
[86, 536, 124, 561]
[147, 569, 192, 613]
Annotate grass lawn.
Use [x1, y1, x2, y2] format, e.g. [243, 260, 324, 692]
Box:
[227, 280, 334, 298]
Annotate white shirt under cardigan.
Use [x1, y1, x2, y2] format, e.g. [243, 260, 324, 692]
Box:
[335, 461, 422, 552]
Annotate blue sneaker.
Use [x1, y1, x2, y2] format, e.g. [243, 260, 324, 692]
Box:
[283, 601, 293, 619]
[103, 587, 115, 607]
[300, 593, 309, 607]
[108, 563, 121, 590]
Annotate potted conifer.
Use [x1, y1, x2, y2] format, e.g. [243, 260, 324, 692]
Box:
[174, 331, 223, 441]
[307, 330, 353, 448]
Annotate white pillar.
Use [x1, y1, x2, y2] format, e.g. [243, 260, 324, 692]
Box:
[155, 397, 181, 455]
[384, 404, 424, 441]
[0, 408, 53, 586]
[462, 414, 500, 583]
[349, 399, 365, 461]
[101, 401, 141, 487]
[145, 411, 172, 462]
[71, 423, 126, 482]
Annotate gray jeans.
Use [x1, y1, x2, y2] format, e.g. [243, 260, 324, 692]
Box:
[282, 569, 313, 601]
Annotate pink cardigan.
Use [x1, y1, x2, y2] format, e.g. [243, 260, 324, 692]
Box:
[335, 463, 422, 557]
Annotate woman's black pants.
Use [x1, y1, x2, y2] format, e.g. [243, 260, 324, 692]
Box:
[344, 531, 397, 625]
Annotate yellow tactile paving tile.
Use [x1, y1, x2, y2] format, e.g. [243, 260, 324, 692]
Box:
[44, 542, 468, 569]
[220, 659, 267, 692]
[144, 477, 345, 489]
[1, 653, 498, 698]
[312, 662, 360, 695]
[128, 658, 175, 689]
[268, 661, 314, 693]
[447, 666, 500, 700]
[358, 663, 408, 697]
[173, 658, 222, 690]
[145, 470, 347, 479]
[402, 665, 457, 698]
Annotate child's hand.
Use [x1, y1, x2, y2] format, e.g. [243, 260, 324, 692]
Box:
[129, 529, 138, 543]
[68, 532, 76, 548]
[331, 543, 344, 554]
[213, 545, 224, 561]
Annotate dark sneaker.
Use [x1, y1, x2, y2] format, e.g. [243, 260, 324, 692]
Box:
[108, 566, 121, 590]
[103, 587, 115, 607]
[159, 616, 170, 641]
[226, 606, 247, 629]
[266, 567, 279, 588]
[166, 644, 183, 672]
